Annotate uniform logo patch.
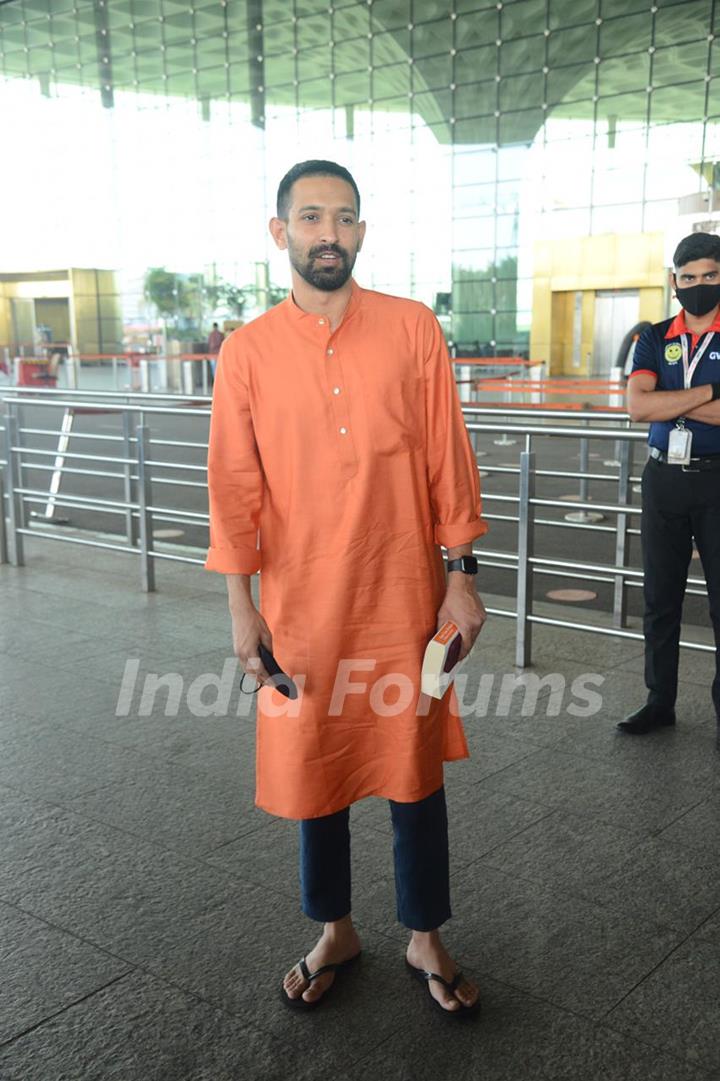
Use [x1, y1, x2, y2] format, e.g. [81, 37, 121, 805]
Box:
[664, 343, 682, 363]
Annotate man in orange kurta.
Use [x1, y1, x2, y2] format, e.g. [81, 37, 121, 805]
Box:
[205, 161, 488, 1016]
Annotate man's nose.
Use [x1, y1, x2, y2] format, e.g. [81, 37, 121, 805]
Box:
[319, 216, 339, 243]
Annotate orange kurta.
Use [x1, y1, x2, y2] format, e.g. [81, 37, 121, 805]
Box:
[205, 280, 488, 819]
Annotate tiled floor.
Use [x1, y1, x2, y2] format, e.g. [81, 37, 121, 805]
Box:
[1, 540, 719, 1081]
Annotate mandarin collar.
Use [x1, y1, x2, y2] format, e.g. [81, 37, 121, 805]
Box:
[281, 278, 362, 325]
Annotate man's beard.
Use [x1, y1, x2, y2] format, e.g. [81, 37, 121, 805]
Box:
[289, 240, 356, 291]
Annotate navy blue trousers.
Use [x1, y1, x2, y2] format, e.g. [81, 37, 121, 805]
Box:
[299, 785, 452, 932]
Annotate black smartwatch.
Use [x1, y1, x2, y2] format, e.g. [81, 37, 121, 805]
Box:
[447, 555, 478, 575]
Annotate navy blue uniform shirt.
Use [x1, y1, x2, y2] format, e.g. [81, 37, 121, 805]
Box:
[629, 311, 720, 454]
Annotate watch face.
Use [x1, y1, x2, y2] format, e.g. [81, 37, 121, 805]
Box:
[461, 556, 478, 573]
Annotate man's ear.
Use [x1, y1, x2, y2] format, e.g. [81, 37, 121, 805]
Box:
[357, 219, 367, 252]
[269, 216, 288, 250]
[669, 269, 678, 295]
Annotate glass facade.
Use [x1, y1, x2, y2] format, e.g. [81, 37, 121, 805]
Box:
[0, 0, 717, 359]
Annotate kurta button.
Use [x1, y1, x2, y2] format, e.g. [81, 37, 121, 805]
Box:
[327, 347, 334, 355]
[318, 319, 325, 325]
[333, 386, 341, 394]
[339, 426, 347, 434]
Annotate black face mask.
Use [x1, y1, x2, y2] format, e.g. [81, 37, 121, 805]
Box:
[674, 281, 720, 317]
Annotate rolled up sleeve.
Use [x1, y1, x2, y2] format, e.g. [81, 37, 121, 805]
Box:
[204, 337, 264, 574]
[422, 309, 488, 548]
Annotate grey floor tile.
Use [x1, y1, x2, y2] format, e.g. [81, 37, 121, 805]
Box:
[61, 755, 268, 858]
[83, 874, 410, 1061]
[445, 782, 556, 865]
[578, 667, 713, 726]
[0, 724, 164, 803]
[586, 837, 720, 938]
[550, 714, 720, 775]
[0, 967, 336, 1081]
[457, 724, 542, 781]
[0, 899, 130, 1045]
[606, 935, 720, 1074]
[0, 790, 252, 944]
[658, 793, 720, 858]
[477, 747, 714, 834]
[205, 817, 299, 899]
[440, 864, 680, 1020]
[475, 810, 644, 896]
[526, 623, 646, 671]
[615, 646, 716, 689]
[343, 974, 710, 1081]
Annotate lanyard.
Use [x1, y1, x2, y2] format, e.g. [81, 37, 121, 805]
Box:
[680, 332, 714, 389]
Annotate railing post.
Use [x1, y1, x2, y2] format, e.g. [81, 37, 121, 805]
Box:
[181, 360, 194, 396]
[0, 468, 7, 565]
[122, 411, 138, 547]
[136, 422, 156, 592]
[140, 358, 151, 393]
[578, 435, 589, 505]
[67, 346, 79, 390]
[4, 404, 25, 566]
[612, 434, 631, 628]
[515, 437, 535, 669]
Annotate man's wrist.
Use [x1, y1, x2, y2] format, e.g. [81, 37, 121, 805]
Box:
[447, 570, 477, 591]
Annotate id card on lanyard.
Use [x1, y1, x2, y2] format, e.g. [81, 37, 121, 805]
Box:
[667, 332, 713, 465]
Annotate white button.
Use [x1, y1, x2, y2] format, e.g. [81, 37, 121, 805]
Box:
[327, 347, 334, 356]
[333, 386, 341, 395]
[318, 318, 325, 325]
[339, 426, 347, 434]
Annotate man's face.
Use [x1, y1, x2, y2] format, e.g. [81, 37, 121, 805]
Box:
[272, 175, 366, 292]
[673, 257, 720, 289]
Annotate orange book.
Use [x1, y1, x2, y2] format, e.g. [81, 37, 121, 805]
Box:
[421, 621, 463, 699]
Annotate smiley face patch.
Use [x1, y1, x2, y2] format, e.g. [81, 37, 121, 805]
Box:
[664, 343, 682, 363]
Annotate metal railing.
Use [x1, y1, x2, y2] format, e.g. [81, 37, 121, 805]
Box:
[1, 387, 712, 667]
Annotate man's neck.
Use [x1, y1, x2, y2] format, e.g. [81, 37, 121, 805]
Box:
[684, 304, 720, 336]
[290, 274, 353, 331]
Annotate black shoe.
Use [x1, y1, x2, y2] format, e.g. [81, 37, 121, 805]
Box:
[617, 703, 676, 735]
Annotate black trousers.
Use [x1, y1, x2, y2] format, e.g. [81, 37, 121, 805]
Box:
[641, 457, 720, 716]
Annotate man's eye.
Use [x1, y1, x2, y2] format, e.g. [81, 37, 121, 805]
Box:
[340, 217, 354, 225]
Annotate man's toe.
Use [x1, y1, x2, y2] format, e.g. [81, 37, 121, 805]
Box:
[302, 973, 333, 1002]
[430, 984, 460, 1011]
[455, 978, 479, 1007]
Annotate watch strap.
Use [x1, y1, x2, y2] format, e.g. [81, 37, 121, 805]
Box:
[447, 556, 478, 575]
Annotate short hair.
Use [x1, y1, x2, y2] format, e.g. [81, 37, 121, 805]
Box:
[276, 160, 361, 220]
[673, 232, 720, 269]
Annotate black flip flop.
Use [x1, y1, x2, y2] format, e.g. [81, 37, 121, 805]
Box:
[405, 958, 481, 1019]
[280, 951, 362, 1010]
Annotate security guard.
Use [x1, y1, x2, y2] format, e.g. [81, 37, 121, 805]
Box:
[621, 232, 720, 734]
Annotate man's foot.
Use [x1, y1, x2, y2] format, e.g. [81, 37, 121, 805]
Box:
[282, 919, 361, 1005]
[617, 703, 676, 735]
[406, 930, 480, 1013]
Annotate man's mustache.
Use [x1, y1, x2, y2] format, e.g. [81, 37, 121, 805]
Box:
[309, 245, 347, 259]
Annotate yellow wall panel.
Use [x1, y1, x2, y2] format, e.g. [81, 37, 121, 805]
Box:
[531, 231, 667, 372]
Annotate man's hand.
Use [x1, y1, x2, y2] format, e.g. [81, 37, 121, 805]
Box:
[436, 574, 487, 661]
[227, 582, 274, 687]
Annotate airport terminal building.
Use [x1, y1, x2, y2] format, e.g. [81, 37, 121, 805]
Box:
[1, 3, 720, 1080]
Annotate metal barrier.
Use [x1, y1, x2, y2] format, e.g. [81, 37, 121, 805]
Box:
[0, 386, 713, 668]
[5, 352, 218, 396]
